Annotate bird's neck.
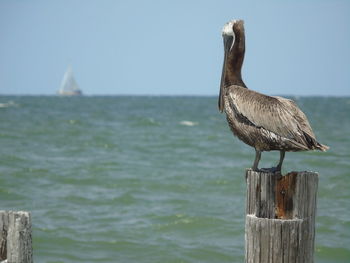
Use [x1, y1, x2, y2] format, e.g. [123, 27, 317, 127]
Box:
[225, 34, 246, 88]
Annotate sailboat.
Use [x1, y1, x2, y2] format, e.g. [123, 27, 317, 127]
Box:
[57, 66, 83, 96]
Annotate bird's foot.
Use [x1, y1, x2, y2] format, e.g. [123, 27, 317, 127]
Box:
[259, 167, 282, 175]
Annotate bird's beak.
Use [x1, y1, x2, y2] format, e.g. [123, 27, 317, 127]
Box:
[218, 35, 234, 112]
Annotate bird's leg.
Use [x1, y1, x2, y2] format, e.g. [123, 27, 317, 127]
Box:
[276, 151, 285, 172]
[262, 151, 285, 173]
[252, 149, 261, 171]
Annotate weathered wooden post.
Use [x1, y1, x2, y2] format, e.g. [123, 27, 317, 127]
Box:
[245, 170, 318, 263]
[0, 211, 33, 263]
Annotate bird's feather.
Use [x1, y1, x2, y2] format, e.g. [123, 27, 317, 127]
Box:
[225, 85, 322, 149]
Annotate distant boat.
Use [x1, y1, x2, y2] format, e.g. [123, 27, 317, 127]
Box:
[57, 67, 82, 96]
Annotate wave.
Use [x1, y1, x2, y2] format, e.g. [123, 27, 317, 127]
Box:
[0, 100, 18, 108]
[179, 120, 198, 126]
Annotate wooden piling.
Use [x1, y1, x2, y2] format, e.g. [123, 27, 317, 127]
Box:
[245, 170, 318, 263]
[0, 211, 33, 263]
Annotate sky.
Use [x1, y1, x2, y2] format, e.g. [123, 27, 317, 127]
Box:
[0, 0, 349, 96]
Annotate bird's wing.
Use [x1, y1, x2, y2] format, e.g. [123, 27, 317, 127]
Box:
[226, 85, 315, 144]
[273, 96, 315, 138]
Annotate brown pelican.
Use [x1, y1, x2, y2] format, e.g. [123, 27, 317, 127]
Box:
[219, 20, 329, 172]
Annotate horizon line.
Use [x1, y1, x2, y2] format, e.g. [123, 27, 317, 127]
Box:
[1, 93, 350, 98]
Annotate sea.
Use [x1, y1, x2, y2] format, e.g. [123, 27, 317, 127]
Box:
[0, 96, 349, 263]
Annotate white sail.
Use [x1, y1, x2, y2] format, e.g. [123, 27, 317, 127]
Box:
[57, 66, 82, 96]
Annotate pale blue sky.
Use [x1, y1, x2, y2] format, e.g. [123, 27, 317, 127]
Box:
[0, 0, 349, 96]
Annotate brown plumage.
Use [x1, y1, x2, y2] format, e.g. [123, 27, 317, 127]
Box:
[219, 20, 328, 172]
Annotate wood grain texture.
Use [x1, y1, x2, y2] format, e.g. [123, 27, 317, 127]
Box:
[0, 212, 8, 261]
[245, 170, 318, 263]
[0, 211, 33, 263]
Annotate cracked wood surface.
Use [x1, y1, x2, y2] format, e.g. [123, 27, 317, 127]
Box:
[0, 211, 32, 263]
[245, 170, 318, 263]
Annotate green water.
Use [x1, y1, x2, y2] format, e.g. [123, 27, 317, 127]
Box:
[0, 96, 349, 262]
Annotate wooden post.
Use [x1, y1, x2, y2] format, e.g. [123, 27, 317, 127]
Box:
[0, 211, 33, 263]
[245, 170, 318, 263]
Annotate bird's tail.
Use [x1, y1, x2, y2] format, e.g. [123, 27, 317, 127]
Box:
[315, 143, 329, 152]
[303, 132, 329, 152]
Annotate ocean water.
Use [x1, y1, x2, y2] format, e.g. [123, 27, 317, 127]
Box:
[0, 96, 349, 263]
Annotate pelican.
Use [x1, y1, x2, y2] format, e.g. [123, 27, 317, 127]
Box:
[219, 20, 328, 172]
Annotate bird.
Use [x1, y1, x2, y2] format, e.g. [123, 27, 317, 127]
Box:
[218, 20, 329, 172]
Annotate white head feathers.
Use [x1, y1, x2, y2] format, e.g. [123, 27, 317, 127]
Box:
[222, 20, 236, 37]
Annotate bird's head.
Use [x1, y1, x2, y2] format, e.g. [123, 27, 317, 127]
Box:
[219, 19, 245, 112]
[221, 20, 244, 53]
